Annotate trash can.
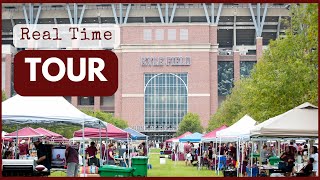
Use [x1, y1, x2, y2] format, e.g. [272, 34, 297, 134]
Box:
[98, 165, 134, 177]
[131, 156, 149, 177]
[160, 155, 166, 164]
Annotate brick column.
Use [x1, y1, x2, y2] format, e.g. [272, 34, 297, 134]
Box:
[71, 96, 78, 107]
[5, 54, 12, 98]
[256, 37, 263, 61]
[233, 51, 241, 81]
[209, 25, 219, 116]
[94, 96, 101, 111]
[209, 53, 218, 116]
[114, 51, 122, 118]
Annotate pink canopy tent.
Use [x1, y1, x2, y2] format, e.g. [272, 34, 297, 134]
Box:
[73, 123, 129, 139]
[202, 125, 228, 139]
[165, 131, 192, 142]
[35, 128, 63, 138]
[4, 127, 44, 138]
[36, 128, 70, 143]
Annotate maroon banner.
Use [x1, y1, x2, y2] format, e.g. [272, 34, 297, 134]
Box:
[14, 50, 118, 96]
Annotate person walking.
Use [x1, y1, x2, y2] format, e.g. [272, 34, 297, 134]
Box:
[184, 141, 192, 166]
[310, 146, 318, 176]
[65, 143, 79, 177]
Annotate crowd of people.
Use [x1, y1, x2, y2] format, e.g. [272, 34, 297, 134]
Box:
[163, 140, 318, 177]
[2, 139, 149, 177]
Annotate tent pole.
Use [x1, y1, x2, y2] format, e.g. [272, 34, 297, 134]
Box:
[307, 139, 311, 159]
[106, 123, 108, 165]
[82, 121, 86, 176]
[237, 138, 240, 177]
[240, 140, 244, 177]
[127, 134, 130, 167]
[250, 141, 253, 177]
[217, 137, 221, 175]
[278, 140, 280, 156]
[15, 125, 19, 159]
[99, 122, 102, 167]
[215, 137, 217, 172]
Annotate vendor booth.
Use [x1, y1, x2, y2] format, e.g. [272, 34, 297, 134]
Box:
[249, 102, 318, 177]
[2, 95, 105, 177]
[216, 115, 257, 176]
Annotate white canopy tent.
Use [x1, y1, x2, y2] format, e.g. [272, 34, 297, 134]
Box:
[216, 114, 257, 141]
[215, 115, 257, 176]
[1, 95, 106, 174]
[250, 102, 318, 138]
[2, 95, 103, 127]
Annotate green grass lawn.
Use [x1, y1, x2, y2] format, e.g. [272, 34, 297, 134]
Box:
[148, 151, 221, 177]
[50, 148, 222, 177]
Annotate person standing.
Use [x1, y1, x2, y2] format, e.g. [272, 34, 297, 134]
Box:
[310, 146, 318, 176]
[85, 142, 98, 166]
[8, 142, 14, 159]
[101, 141, 106, 160]
[184, 141, 192, 166]
[280, 146, 295, 173]
[260, 145, 269, 165]
[107, 143, 115, 165]
[32, 137, 51, 171]
[18, 140, 29, 159]
[65, 143, 79, 177]
[207, 141, 214, 168]
[140, 142, 147, 156]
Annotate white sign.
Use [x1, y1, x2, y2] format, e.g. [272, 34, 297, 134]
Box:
[13, 24, 120, 49]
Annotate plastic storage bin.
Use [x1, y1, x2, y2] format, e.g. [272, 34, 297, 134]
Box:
[269, 156, 280, 165]
[98, 165, 134, 177]
[131, 156, 149, 177]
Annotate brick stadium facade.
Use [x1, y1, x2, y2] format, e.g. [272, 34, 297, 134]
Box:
[2, 3, 290, 141]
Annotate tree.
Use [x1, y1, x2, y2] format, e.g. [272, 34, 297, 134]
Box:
[81, 109, 128, 129]
[2, 90, 7, 102]
[208, 4, 318, 131]
[176, 112, 203, 136]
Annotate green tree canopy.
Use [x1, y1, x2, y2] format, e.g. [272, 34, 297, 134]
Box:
[81, 109, 128, 129]
[2, 90, 7, 102]
[208, 3, 318, 131]
[176, 112, 203, 136]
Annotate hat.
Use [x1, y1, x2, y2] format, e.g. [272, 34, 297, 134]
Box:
[20, 140, 26, 144]
[32, 137, 41, 143]
[102, 141, 106, 144]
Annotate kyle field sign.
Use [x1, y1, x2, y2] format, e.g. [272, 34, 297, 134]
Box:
[141, 56, 191, 66]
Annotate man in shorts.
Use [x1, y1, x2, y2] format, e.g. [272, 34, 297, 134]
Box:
[184, 141, 191, 166]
